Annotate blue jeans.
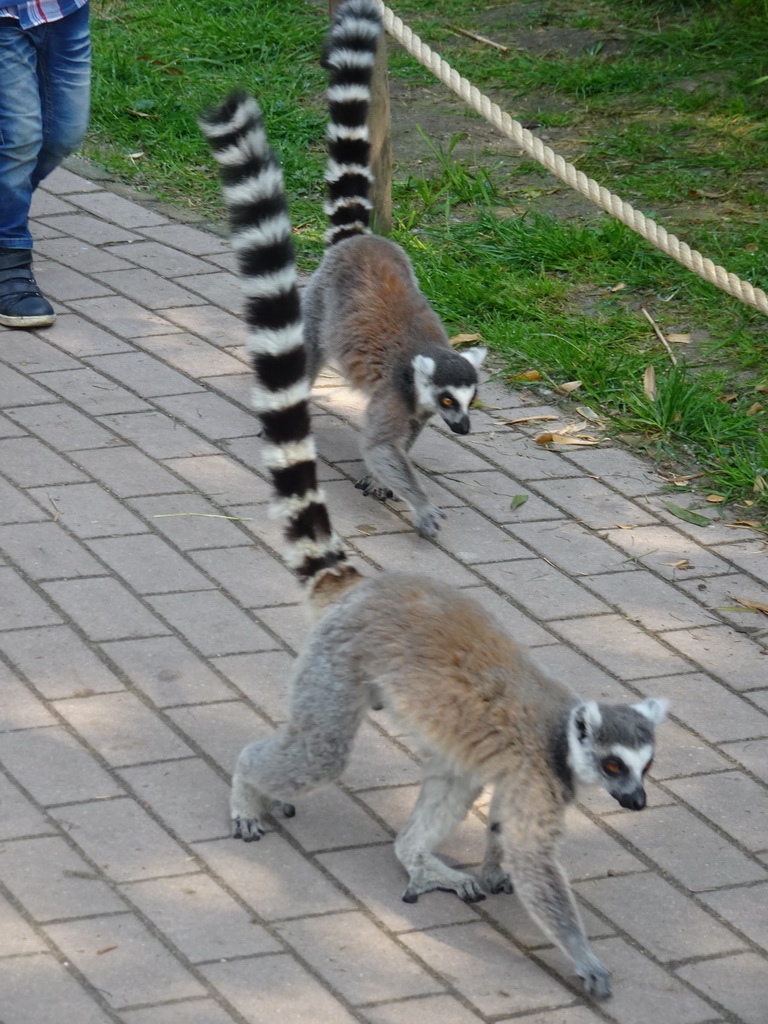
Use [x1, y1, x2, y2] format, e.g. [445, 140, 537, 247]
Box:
[0, 4, 91, 250]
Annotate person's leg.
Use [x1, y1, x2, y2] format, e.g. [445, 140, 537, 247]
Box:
[0, 6, 90, 328]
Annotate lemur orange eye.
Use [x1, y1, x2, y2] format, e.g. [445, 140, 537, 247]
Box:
[441, 396, 454, 407]
[602, 757, 624, 775]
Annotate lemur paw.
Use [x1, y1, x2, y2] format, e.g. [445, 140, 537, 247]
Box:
[481, 865, 514, 895]
[232, 816, 265, 842]
[415, 505, 446, 540]
[402, 869, 486, 905]
[578, 954, 613, 1000]
[355, 475, 396, 501]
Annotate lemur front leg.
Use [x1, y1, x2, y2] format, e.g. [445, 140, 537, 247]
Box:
[480, 788, 514, 895]
[502, 831, 612, 998]
[394, 755, 485, 903]
[355, 414, 429, 504]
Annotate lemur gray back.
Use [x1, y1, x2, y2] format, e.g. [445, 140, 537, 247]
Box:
[200, 0, 668, 1003]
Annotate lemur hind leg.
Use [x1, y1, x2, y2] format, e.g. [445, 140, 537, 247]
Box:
[395, 755, 485, 903]
[230, 727, 352, 841]
[480, 787, 514, 895]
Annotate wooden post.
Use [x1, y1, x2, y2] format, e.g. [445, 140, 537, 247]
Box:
[328, 0, 393, 234]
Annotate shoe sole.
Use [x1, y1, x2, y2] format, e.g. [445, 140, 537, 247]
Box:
[0, 312, 56, 328]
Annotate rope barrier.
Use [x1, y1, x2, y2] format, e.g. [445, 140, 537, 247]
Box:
[376, 1, 768, 317]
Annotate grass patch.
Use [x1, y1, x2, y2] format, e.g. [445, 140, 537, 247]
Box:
[86, 0, 768, 515]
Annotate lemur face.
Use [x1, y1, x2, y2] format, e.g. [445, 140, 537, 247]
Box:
[436, 386, 476, 434]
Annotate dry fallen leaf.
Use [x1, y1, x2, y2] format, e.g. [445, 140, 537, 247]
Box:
[666, 332, 691, 344]
[97, 945, 118, 955]
[450, 332, 483, 346]
[746, 402, 763, 416]
[733, 597, 768, 617]
[723, 520, 766, 531]
[535, 432, 600, 446]
[512, 370, 541, 382]
[555, 380, 583, 394]
[719, 393, 738, 403]
[503, 414, 559, 424]
[705, 494, 725, 503]
[609, 282, 626, 292]
[661, 559, 692, 570]
[643, 365, 657, 401]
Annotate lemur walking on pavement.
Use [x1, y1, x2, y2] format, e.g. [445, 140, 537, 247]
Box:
[199, 0, 668, 1001]
[300, 0, 486, 539]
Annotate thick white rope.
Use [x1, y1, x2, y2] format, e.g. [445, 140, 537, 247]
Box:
[377, 1, 768, 317]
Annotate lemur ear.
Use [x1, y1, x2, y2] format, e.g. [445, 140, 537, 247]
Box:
[412, 355, 436, 387]
[573, 700, 602, 742]
[459, 346, 487, 371]
[632, 697, 669, 725]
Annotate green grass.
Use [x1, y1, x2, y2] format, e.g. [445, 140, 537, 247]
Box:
[86, 0, 768, 515]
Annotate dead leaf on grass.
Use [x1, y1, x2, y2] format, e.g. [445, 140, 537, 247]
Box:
[643, 365, 657, 401]
[609, 282, 626, 292]
[511, 370, 541, 382]
[666, 332, 691, 344]
[733, 597, 768, 617]
[535, 432, 600, 446]
[450, 332, 483, 346]
[705, 494, 725, 503]
[555, 380, 582, 394]
[746, 402, 763, 415]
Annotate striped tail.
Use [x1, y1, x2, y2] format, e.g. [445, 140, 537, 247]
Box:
[322, 0, 382, 246]
[199, 92, 349, 588]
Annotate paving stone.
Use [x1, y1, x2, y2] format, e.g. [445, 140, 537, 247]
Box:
[125, 494, 251, 554]
[7, 402, 120, 451]
[28, 482, 149, 538]
[0, 436, 88, 485]
[719, 736, 768, 785]
[66, 191, 168, 228]
[666, 771, 768, 852]
[86, 351, 204, 397]
[211, 649, 294, 722]
[100, 635, 233, 707]
[103, 241, 218, 277]
[50, 798, 197, 882]
[0, 725, 124, 804]
[73, 446, 193, 497]
[96, 410, 217, 459]
[86, 535, 214, 594]
[0, 566, 62, 629]
[676, 952, 768, 1024]
[147, 591, 275, 656]
[119, 1001, 238, 1024]
[0, 891, 48, 955]
[0, 475, 49, 524]
[0, 624, 124, 699]
[1, 953, 115, 1024]
[39, 213, 141, 244]
[646, 672, 768, 743]
[606, 804, 766, 891]
[36, 261, 114, 301]
[648, 718, 732, 779]
[551, 614, 691, 679]
[0, 660, 57, 730]
[29, 368, 150, 415]
[161, 453, 271, 505]
[0, 410, 26, 437]
[466, 429, 587, 480]
[362, 993, 490, 1024]
[37, 235, 134, 272]
[200, 955, 359, 1024]
[53, 691, 191, 765]
[659, 624, 768, 690]
[194, 836, 354, 920]
[559, 446, 666, 497]
[576, 872, 745, 962]
[350, 532, 478, 585]
[677, 572, 768, 637]
[0, 772, 53, 839]
[318, 841, 485, 932]
[189, 545, 299, 608]
[152, 392, 262, 441]
[166, 701, 272, 773]
[45, 913, 205, 1007]
[342, 718, 424, 791]
[560, 805, 645, 882]
[478, 559, 610, 620]
[401, 921, 572, 1016]
[538, 935, 715, 1024]
[600, 524, 736, 582]
[136, 221, 230, 255]
[438, 470, 563, 523]
[710, 538, 768, 586]
[121, 872, 280, 962]
[0, 366, 61, 408]
[700, 881, 768, 952]
[580, 568, 718, 632]
[0, 332, 81, 372]
[129, 332, 246, 376]
[0, 521, 104, 580]
[281, 786, 390, 851]
[68, 296, 179, 337]
[0, 835, 125, 920]
[527, 644, 634, 703]
[158, 302, 246, 347]
[118, 759, 230, 842]
[174, 271, 243, 309]
[528, 477, 659, 530]
[505, 518, 636, 577]
[42, 578, 168, 642]
[277, 911, 443, 1004]
[42, 312, 134, 356]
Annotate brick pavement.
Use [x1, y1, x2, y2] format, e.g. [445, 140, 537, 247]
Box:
[1, 163, 767, 1024]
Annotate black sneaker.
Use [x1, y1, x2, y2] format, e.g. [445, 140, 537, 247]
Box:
[0, 266, 56, 328]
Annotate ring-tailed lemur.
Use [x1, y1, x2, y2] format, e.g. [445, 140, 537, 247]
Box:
[199, 5, 668, 1002]
[301, 0, 486, 540]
